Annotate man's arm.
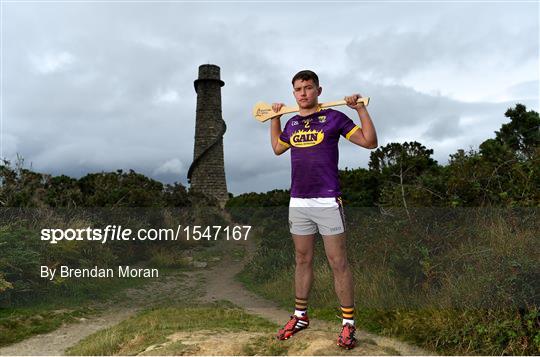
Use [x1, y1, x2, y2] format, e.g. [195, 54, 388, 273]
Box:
[270, 103, 290, 155]
[345, 94, 378, 149]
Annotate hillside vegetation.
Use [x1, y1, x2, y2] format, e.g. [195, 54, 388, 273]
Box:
[227, 104, 540, 355]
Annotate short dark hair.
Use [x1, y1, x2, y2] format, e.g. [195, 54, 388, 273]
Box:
[291, 70, 319, 87]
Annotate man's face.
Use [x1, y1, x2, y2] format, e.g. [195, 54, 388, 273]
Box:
[293, 79, 322, 109]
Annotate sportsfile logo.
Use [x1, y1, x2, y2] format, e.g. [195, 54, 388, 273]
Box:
[290, 129, 324, 147]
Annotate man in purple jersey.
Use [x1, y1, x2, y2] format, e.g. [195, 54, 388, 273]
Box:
[270, 70, 377, 349]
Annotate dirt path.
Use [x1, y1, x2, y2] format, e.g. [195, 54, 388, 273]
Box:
[0, 271, 200, 356]
[0, 308, 137, 356]
[0, 235, 433, 356]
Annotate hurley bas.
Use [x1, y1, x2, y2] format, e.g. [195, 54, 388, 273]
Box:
[41, 265, 159, 280]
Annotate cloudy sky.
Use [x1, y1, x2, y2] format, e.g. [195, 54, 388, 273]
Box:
[2, 1, 538, 195]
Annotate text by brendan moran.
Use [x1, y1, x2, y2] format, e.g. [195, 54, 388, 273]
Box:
[40, 266, 159, 280]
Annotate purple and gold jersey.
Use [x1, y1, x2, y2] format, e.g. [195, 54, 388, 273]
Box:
[279, 108, 360, 198]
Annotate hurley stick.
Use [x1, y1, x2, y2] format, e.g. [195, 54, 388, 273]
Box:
[252, 97, 370, 122]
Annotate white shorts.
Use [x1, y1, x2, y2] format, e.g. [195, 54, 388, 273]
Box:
[288, 197, 346, 236]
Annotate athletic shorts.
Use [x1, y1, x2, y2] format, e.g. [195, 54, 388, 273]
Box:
[288, 197, 346, 236]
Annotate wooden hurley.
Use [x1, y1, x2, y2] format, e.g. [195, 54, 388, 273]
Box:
[252, 97, 370, 122]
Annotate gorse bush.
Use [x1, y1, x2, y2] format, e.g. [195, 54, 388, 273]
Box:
[0, 164, 193, 208]
[0, 225, 118, 306]
[0, 164, 225, 306]
[0, 205, 225, 306]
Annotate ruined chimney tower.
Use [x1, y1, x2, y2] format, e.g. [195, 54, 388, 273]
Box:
[187, 64, 228, 206]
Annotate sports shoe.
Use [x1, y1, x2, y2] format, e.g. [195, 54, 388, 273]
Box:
[276, 314, 309, 340]
[337, 323, 356, 349]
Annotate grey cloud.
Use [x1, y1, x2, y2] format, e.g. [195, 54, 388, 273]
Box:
[345, 19, 537, 80]
[423, 115, 463, 140]
[2, 2, 538, 195]
[506, 80, 539, 100]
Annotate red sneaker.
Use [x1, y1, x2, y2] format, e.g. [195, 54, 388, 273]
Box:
[276, 314, 309, 340]
[337, 323, 356, 349]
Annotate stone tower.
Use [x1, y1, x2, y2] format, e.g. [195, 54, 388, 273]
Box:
[187, 64, 228, 206]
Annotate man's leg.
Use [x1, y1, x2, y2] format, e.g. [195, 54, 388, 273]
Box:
[292, 233, 316, 301]
[276, 233, 315, 340]
[322, 232, 354, 307]
[322, 233, 357, 349]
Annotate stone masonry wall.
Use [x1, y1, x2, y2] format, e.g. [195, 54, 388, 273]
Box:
[190, 65, 228, 206]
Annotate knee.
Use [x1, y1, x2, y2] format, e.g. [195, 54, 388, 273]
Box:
[295, 251, 313, 266]
[327, 256, 348, 273]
